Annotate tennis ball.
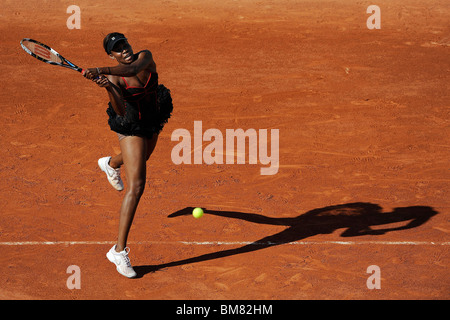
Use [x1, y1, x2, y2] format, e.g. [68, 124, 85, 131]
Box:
[192, 207, 204, 219]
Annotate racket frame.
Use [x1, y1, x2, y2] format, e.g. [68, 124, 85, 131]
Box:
[20, 38, 84, 73]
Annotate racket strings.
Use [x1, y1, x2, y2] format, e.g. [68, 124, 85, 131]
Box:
[22, 40, 62, 64]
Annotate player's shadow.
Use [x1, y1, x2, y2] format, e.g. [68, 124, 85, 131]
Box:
[133, 202, 438, 278]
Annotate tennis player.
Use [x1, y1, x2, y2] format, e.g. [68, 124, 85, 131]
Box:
[84, 32, 172, 278]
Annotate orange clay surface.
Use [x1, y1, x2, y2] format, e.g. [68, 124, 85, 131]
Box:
[0, 0, 449, 299]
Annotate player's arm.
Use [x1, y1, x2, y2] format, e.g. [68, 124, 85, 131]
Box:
[93, 75, 126, 116]
[85, 50, 156, 79]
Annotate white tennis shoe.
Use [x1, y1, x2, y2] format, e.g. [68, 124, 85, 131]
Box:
[98, 156, 124, 191]
[106, 245, 137, 278]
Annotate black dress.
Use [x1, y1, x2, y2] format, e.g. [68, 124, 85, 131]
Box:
[106, 72, 173, 138]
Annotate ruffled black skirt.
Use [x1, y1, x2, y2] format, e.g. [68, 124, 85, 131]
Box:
[106, 84, 173, 138]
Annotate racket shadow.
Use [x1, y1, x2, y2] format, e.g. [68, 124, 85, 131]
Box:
[133, 202, 438, 278]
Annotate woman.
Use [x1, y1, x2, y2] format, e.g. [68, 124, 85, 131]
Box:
[84, 32, 172, 278]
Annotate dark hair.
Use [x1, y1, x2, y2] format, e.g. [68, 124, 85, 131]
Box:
[103, 32, 126, 54]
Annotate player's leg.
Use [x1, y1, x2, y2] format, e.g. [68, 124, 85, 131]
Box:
[109, 132, 157, 167]
[115, 135, 148, 252]
[109, 153, 123, 169]
[98, 135, 125, 191]
[98, 155, 124, 191]
[145, 133, 159, 161]
[106, 136, 148, 278]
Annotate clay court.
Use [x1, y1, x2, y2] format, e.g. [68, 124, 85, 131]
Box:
[0, 0, 449, 300]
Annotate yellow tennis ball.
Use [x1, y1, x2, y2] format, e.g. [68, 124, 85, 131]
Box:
[192, 207, 204, 218]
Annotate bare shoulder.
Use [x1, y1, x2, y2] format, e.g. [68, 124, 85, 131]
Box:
[137, 50, 156, 72]
[138, 49, 152, 56]
[136, 50, 153, 62]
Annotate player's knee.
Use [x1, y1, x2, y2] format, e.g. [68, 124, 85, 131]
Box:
[128, 180, 146, 198]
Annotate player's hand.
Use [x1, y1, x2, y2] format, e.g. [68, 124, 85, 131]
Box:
[83, 68, 100, 80]
[94, 75, 111, 88]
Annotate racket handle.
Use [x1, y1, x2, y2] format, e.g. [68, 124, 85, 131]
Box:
[81, 68, 100, 80]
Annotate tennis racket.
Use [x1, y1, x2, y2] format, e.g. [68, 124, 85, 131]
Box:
[20, 38, 85, 75]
